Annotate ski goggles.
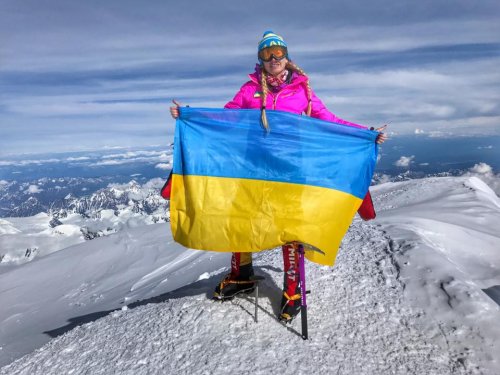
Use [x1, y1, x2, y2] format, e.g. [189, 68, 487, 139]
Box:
[258, 45, 288, 62]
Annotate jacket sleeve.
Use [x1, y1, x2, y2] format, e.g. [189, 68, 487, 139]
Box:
[224, 82, 252, 109]
[310, 89, 366, 129]
[357, 190, 376, 220]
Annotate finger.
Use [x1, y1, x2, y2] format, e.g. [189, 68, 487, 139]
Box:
[376, 124, 388, 132]
[376, 134, 388, 144]
[169, 107, 179, 118]
[172, 99, 182, 107]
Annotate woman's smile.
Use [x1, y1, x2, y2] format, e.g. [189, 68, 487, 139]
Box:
[263, 57, 288, 76]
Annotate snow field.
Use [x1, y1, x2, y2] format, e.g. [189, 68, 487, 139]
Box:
[0, 223, 491, 375]
[1, 176, 499, 374]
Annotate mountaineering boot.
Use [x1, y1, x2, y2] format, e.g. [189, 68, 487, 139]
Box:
[213, 252, 256, 301]
[279, 243, 301, 322]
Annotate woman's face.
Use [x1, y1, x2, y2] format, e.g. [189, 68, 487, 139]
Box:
[263, 57, 288, 76]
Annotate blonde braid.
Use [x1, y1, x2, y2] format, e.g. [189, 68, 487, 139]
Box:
[260, 68, 270, 131]
[286, 61, 312, 116]
[260, 61, 312, 130]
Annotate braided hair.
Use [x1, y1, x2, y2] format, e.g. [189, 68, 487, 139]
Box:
[260, 61, 312, 131]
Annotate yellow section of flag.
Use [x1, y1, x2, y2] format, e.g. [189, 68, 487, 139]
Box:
[170, 174, 362, 265]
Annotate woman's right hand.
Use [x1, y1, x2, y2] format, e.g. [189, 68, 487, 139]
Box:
[170, 99, 182, 119]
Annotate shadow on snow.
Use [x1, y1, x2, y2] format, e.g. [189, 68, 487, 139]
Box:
[43, 265, 297, 338]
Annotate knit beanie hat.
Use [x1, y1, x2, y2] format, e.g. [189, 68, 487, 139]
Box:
[258, 30, 288, 52]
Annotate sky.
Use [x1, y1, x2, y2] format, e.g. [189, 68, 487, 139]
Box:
[1, 0, 500, 155]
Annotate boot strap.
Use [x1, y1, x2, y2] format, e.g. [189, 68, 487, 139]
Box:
[219, 276, 256, 290]
[283, 291, 301, 301]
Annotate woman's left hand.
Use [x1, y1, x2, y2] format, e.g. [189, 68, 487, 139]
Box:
[375, 125, 388, 144]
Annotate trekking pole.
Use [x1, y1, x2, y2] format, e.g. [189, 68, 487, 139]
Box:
[250, 275, 265, 323]
[297, 244, 308, 340]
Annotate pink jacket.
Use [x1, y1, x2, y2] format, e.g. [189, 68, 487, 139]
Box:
[225, 67, 366, 129]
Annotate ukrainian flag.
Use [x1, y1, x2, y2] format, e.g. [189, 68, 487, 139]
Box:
[170, 108, 378, 265]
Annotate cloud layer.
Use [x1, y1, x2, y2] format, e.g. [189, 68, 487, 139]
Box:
[1, 0, 499, 155]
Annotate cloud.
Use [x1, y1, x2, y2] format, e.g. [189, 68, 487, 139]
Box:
[0, 158, 60, 166]
[469, 162, 493, 174]
[66, 156, 91, 161]
[374, 174, 392, 184]
[415, 129, 425, 134]
[314, 57, 500, 134]
[464, 162, 500, 196]
[1, 0, 499, 155]
[92, 160, 123, 166]
[91, 150, 172, 166]
[395, 155, 415, 167]
[101, 150, 169, 159]
[155, 163, 171, 170]
[25, 185, 43, 194]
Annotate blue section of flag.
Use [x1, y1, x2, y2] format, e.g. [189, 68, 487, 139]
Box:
[173, 107, 378, 199]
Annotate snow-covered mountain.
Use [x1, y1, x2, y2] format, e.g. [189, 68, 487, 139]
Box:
[0, 175, 499, 374]
[0, 179, 169, 265]
[0, 176, 169, 218]
[61, 179, 167, 218]
[1, 177, 114, 217]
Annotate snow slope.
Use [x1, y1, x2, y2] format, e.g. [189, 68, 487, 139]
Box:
[1, 176, 499, 374]
[0, 224, 229, 368]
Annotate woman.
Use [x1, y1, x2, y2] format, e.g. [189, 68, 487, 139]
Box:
[171, 31, 387, 322]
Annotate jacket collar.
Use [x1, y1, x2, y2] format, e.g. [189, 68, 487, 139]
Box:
[249, 64, 307, 88]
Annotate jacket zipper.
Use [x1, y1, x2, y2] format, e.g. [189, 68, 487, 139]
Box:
[272, 92, 281, 110]
[272, 91, 295, 109]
